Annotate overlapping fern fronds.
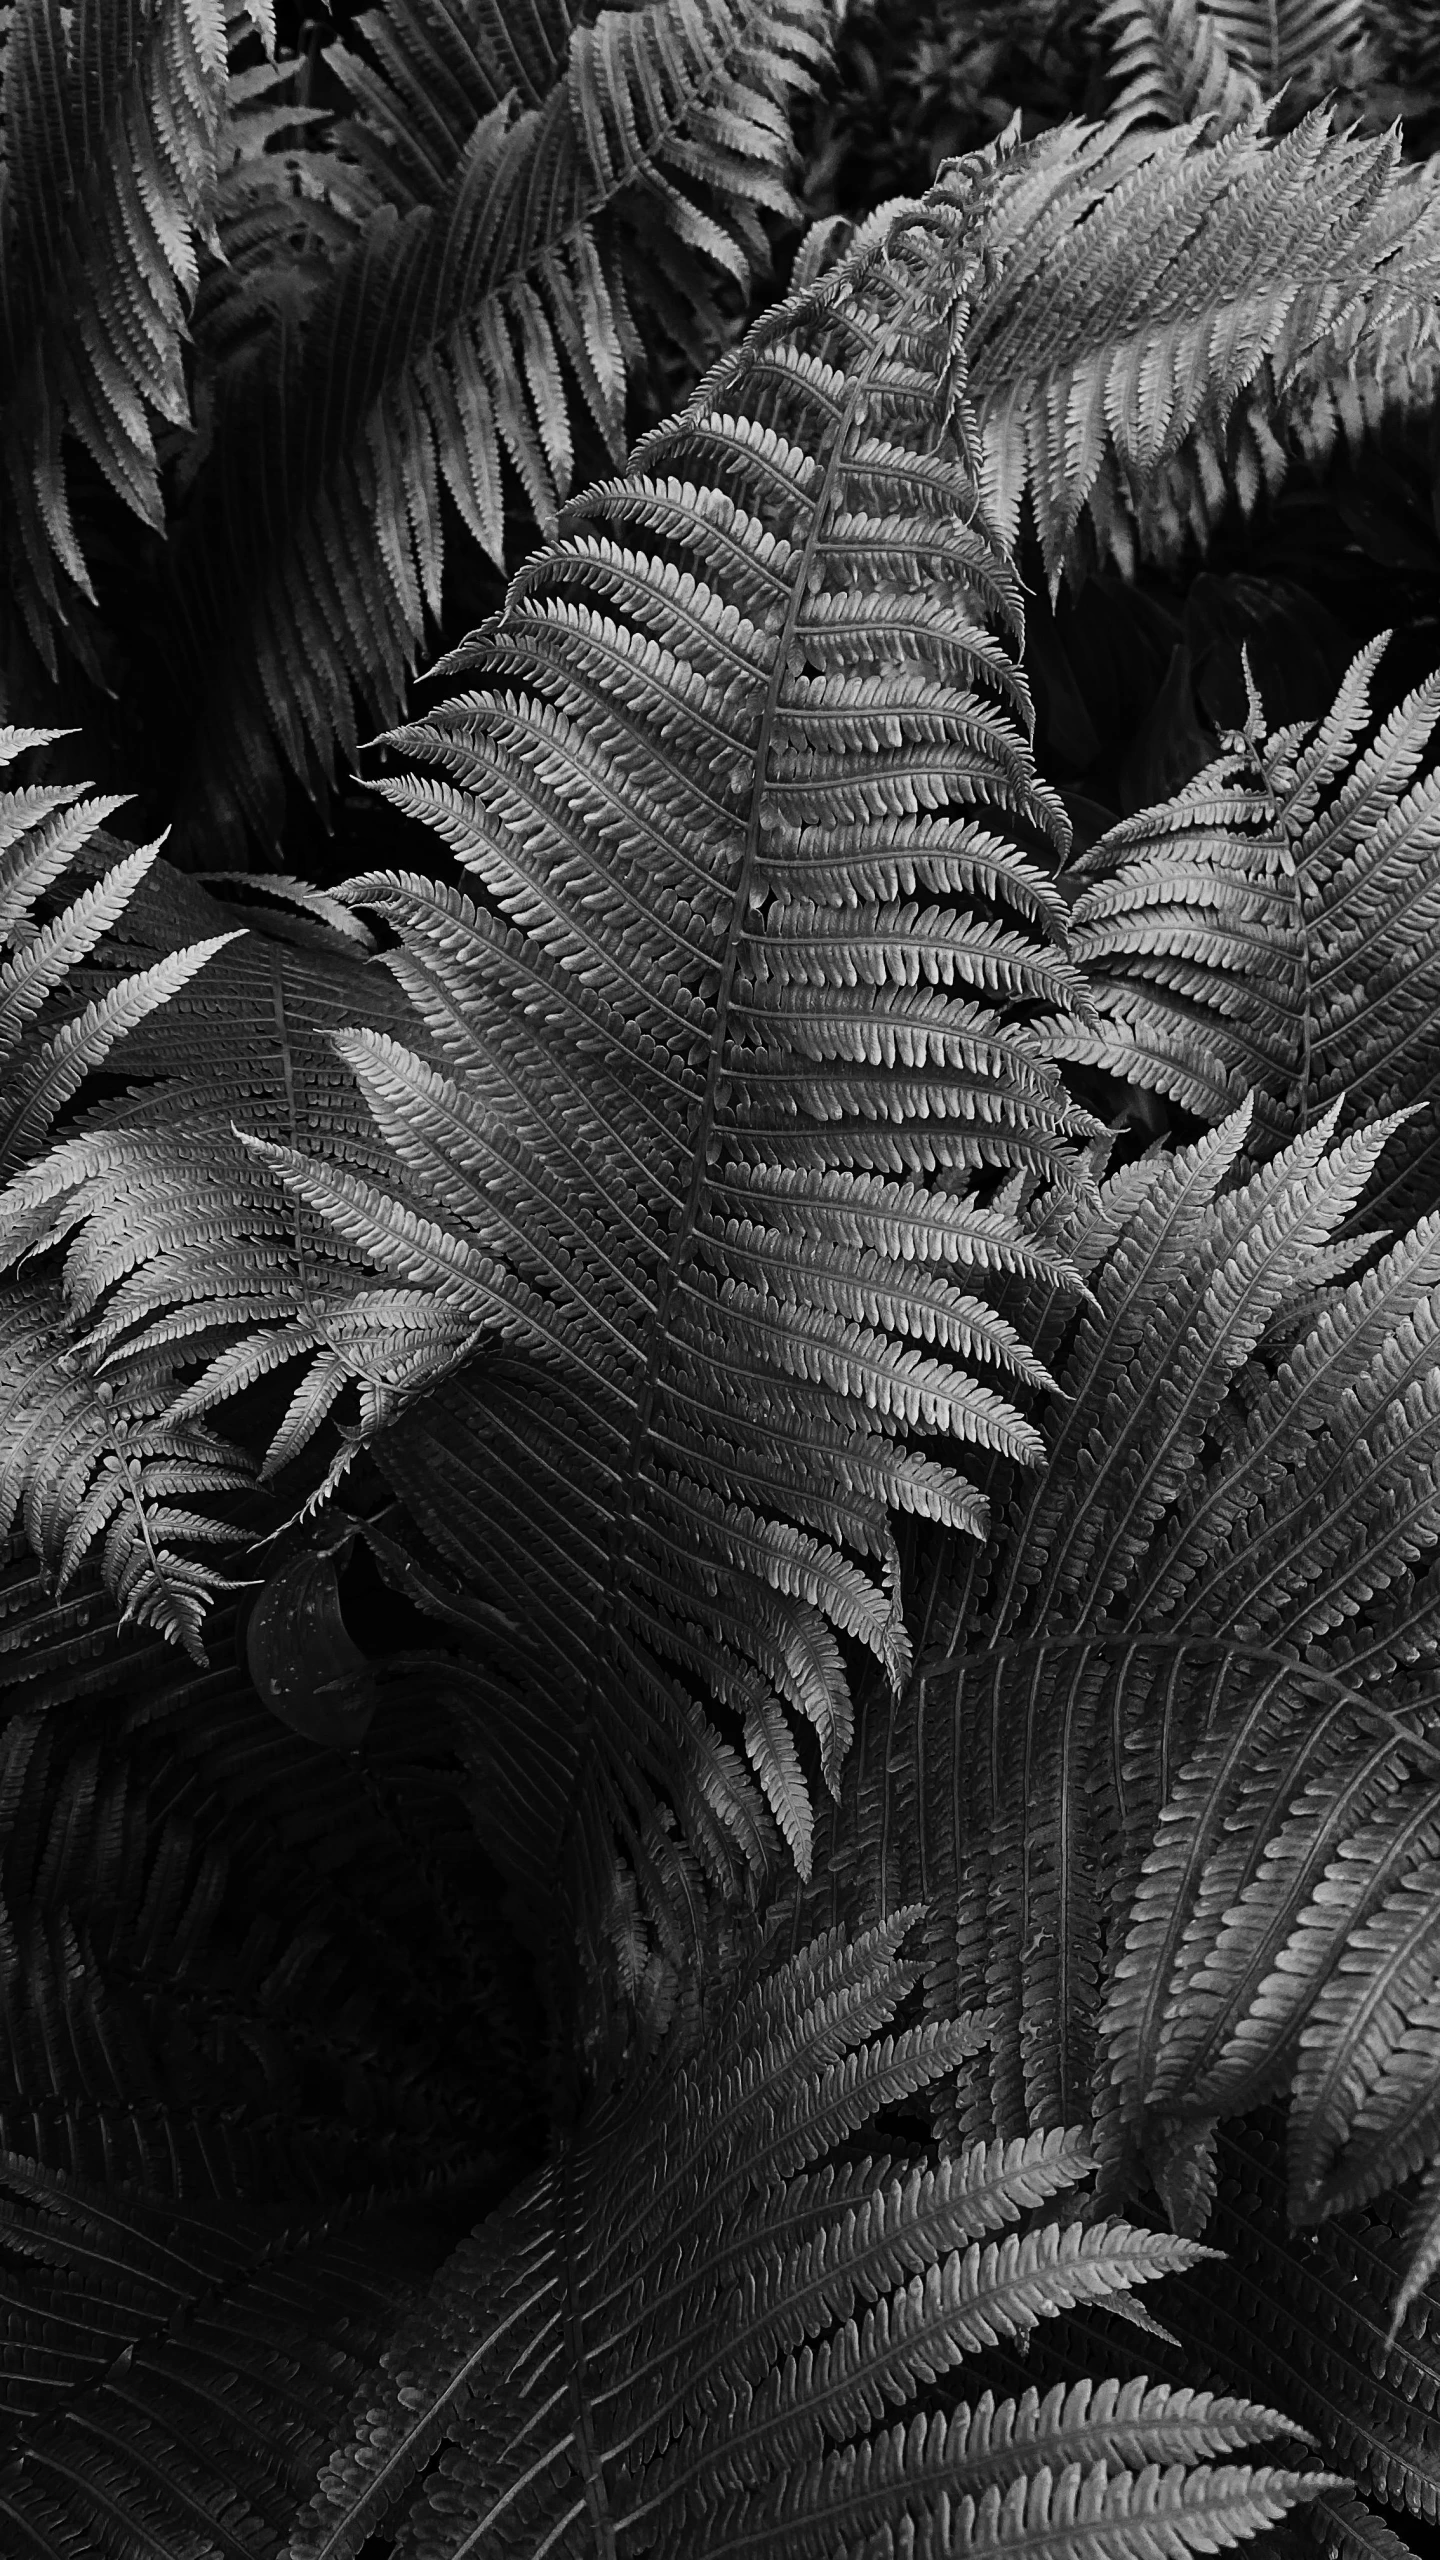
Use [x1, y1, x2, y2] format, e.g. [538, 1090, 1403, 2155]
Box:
[0, 736, 262, 1654]
[1051, 630, 1440, 1231]
[1097, 0, 1265, 131]
[199, 159, 1100, 2002]
[793, 105, 1440, 593]
[291, 1911, 1328, 2560]
[163, 0, 836, 853]
[0, 0, 269, 665]
[1099, 0, 1370, 132]
[790, 1095, 1440, 2320]
[965, 106, 1440, 585]
[0, 2155, 428, 2559]
[0, 850, 425, 1468]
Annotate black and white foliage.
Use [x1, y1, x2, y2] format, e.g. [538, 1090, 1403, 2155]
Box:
[5, 9, 1440, 2559]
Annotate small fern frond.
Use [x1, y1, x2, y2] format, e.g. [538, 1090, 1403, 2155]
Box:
[0, 844, 423, 1493]
[1052, 631, 1440, 1231]
[164, 0, 836, 853]
[0, 733, 237, 1183]
[0, 1286, 254, 1655]
[1203, 0, 1369, 95]
[291, 1918, 1319, 2560]
[0, 0, 231, 662]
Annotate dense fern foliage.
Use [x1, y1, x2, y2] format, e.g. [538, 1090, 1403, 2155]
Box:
[11, 6, 1440, 2558]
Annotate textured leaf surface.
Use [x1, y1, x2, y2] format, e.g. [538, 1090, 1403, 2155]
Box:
[289, 1918, 1312, 2560]
[227, 157, 1095, 1999]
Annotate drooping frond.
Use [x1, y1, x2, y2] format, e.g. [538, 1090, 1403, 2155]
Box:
[291, 1914, 1323, 2560]
[792, 1102, 1440, 2315]
[1051, 631, 1440, 1231]
[202, 157, 1099, 2003]
[161, 0, 836, 854]
[0, 0, 234, 663]
[194, 32, 373, 381]
[962, 109, 1440, 586]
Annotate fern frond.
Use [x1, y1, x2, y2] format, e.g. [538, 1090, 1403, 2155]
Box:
[1203, 0, 1369, 93]
[0, 0, 232, 662]
[0, 754, 271, 1654]
[206, 159, 1101, 1998]
[291, 1917, 1319, 2560]
[163, 0, 835, 853]
[962, 111, 1440, 587]
[1099, 0, 1264, 132]
[0, 839, 426, 1502]
[1148, 2123, 1440, 2525]
[791, 1099, 1440, 2320]
[1099, 0, 1369, 135]
[1051, 632, 1440, 1231]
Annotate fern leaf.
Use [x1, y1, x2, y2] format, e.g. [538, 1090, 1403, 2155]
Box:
[1099, 0, 1265, 132]
[289, 1919, 1313, 2560]
[0, 762, 271, 1652]
[963, 113, 1440, 586]
[1051, 635, 1440, 1231]
[162, 0, 836, 853]
[210, 160, 1100, 1996]
[0, 0, 231, 660]
[1204, 0, 1368, 93]
[802, 1095, 1440, 2321]
[0, 842, 426, 1453]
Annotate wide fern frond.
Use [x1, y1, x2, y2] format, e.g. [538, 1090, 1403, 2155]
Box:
[0, 0, 246, 664]
[0, 741, 259, 1655]
[796, 1100, 1440, 2318]
[162, 0, 835, 854]
[212, 158, 1096, 2000]
[1051, 630, 1440, 1231]
[290, 1913, 1326, 2560]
